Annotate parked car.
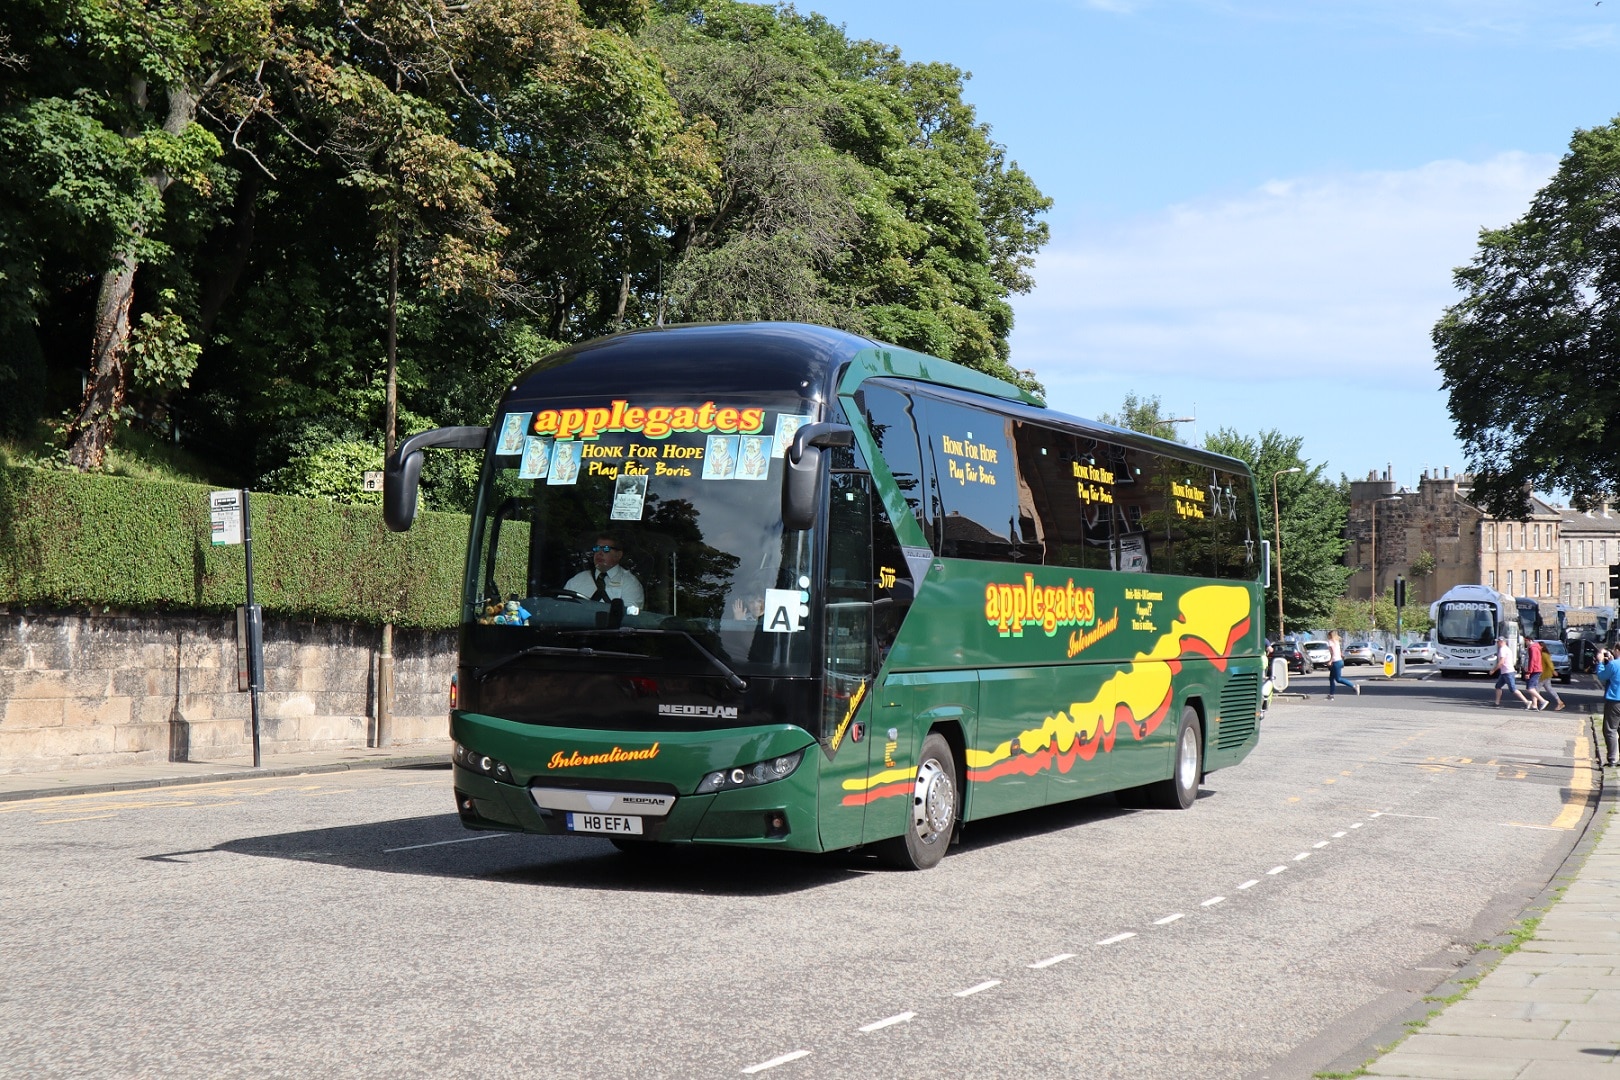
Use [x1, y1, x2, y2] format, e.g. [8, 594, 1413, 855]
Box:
[1344, 642, 1377, 666]
[1403, 640, 1436, 664]
[1536, 639, 1572, 684]
[1272, 639, 1313, 674]
[1303, 640, 1333, 668]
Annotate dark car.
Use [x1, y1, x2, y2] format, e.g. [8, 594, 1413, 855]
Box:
[1536, 639, 1572, 684]
[1272, 638, 1313, 674]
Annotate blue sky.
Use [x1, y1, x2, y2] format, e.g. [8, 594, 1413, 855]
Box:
[796, 0, 1617, 492]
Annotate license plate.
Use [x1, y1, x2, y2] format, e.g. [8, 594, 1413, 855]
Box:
[566, 812, 643, 835]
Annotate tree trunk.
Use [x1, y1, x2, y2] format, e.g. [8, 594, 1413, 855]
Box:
[65, 80, 200, 469]
[385, 235, 399, 460]
[66, 246, 140, 469]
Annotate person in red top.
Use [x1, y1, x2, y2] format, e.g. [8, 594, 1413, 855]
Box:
[1523, 639, 1548, 710]
[1523, 639, 1564, 711]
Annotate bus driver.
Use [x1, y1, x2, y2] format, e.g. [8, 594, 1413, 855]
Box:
[565, 534, 645, 612]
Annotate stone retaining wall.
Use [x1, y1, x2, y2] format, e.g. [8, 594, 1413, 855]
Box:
[0, 612, 455, 773]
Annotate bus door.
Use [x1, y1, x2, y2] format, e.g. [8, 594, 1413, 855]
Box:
[816, 471, 883, 851]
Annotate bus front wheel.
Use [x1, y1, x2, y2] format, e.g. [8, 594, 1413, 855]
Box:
[879, 732, 958, 871]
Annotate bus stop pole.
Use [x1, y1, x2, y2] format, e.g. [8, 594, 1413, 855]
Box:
[243, 488, 263, 768]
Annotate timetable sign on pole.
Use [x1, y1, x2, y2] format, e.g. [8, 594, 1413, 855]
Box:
[210, 489, 244, 546]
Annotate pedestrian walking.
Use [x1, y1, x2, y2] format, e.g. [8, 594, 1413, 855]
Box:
[1522, 637, 1561, 712]
[1523, 639, 1564, 711]
[1325, 629, 1360, 700]
[1492, 635, 1531, 707]
[1598, 648, 1620, 767]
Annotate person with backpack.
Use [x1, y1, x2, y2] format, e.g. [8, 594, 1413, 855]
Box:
[1523, 639, 1561, 711]
[1599, 649, 1620, 768]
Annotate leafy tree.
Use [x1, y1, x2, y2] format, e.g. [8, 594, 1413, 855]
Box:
[1435, 117, 1620, 518]
[646, 1, 1050, 386]
[47, 0, 281, 469]
[1204, 427, 1352, 636]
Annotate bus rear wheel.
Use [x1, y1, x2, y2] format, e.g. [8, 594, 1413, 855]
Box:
[1122, 706, 1202, 810]
[879, 732, 958, 871]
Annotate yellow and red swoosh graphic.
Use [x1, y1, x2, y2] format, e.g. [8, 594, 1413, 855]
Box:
[841, 584, 1252, 806]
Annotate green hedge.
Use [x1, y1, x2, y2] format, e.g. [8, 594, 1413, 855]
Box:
[0, 465, 470, 628]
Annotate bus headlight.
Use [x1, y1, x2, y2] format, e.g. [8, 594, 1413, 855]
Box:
[453, 741, 512, 782]
[695, 750, 805, 794]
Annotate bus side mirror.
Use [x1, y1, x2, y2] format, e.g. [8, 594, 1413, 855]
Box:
[384, 425, 489, 531]
[782, 423, 854, 532]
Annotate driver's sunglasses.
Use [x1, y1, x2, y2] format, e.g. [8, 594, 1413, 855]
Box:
[590, 545, 619, 553]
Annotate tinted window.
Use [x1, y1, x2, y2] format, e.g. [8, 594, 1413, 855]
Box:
[1014, 423, 1117, 569]
[857, 382, 933, 548]
[917, 396, 1020, 561]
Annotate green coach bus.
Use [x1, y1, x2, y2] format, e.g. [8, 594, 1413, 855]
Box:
[385, 322, 1268, 870]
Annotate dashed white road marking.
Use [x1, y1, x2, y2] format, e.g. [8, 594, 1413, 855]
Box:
[739, 816, 1382, 1074]
[742, 1050, 810, 1074]
[859, 1012, 915, 1033]
[383, 833, 509, 853]
[955, 980, 1002, 997]
[1029, 953, 1075, 969]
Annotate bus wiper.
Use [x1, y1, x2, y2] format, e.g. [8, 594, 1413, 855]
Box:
[476, 644, 648, 680]
[574, 628, 749, 693]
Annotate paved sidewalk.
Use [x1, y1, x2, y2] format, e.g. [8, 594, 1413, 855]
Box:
[1355, 755, 1620, 1078]
[0, 740, 452, 802]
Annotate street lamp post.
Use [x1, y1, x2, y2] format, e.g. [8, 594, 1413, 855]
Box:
[1157, 416, 1195, 440]
[1272, 467, 1302, 640]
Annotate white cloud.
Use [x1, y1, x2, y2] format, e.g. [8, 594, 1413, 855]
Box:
[1012, 153, 1558, 393]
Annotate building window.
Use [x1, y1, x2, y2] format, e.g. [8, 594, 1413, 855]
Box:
[1564, 582, 1572, 603]
[1505, 526, 1513, 551]
[1485, 523, 1494, 550]
[1488, 571, 1496, 588]
[1534, 569, 1541, 595]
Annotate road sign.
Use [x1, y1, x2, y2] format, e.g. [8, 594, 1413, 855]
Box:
[1383, 652, 1397, 677]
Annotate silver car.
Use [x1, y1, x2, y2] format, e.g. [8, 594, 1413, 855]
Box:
[1303, 640, 1333, 667]
[1403, 640, 1436, 664]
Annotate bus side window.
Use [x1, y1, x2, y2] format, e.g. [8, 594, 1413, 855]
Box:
[857, 382, 934, 549]
[915, 396, 1019, 561]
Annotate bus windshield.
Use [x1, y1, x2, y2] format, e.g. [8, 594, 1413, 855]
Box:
[1435, 600, 1500, 647]
[464, 396, 821, 680]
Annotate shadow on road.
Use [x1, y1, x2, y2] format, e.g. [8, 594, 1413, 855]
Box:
[142, 777, 1227, 893]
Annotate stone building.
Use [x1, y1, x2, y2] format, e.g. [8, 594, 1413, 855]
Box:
[1345, 468, 1561, 606]
[1558, 503, 1620, 610]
